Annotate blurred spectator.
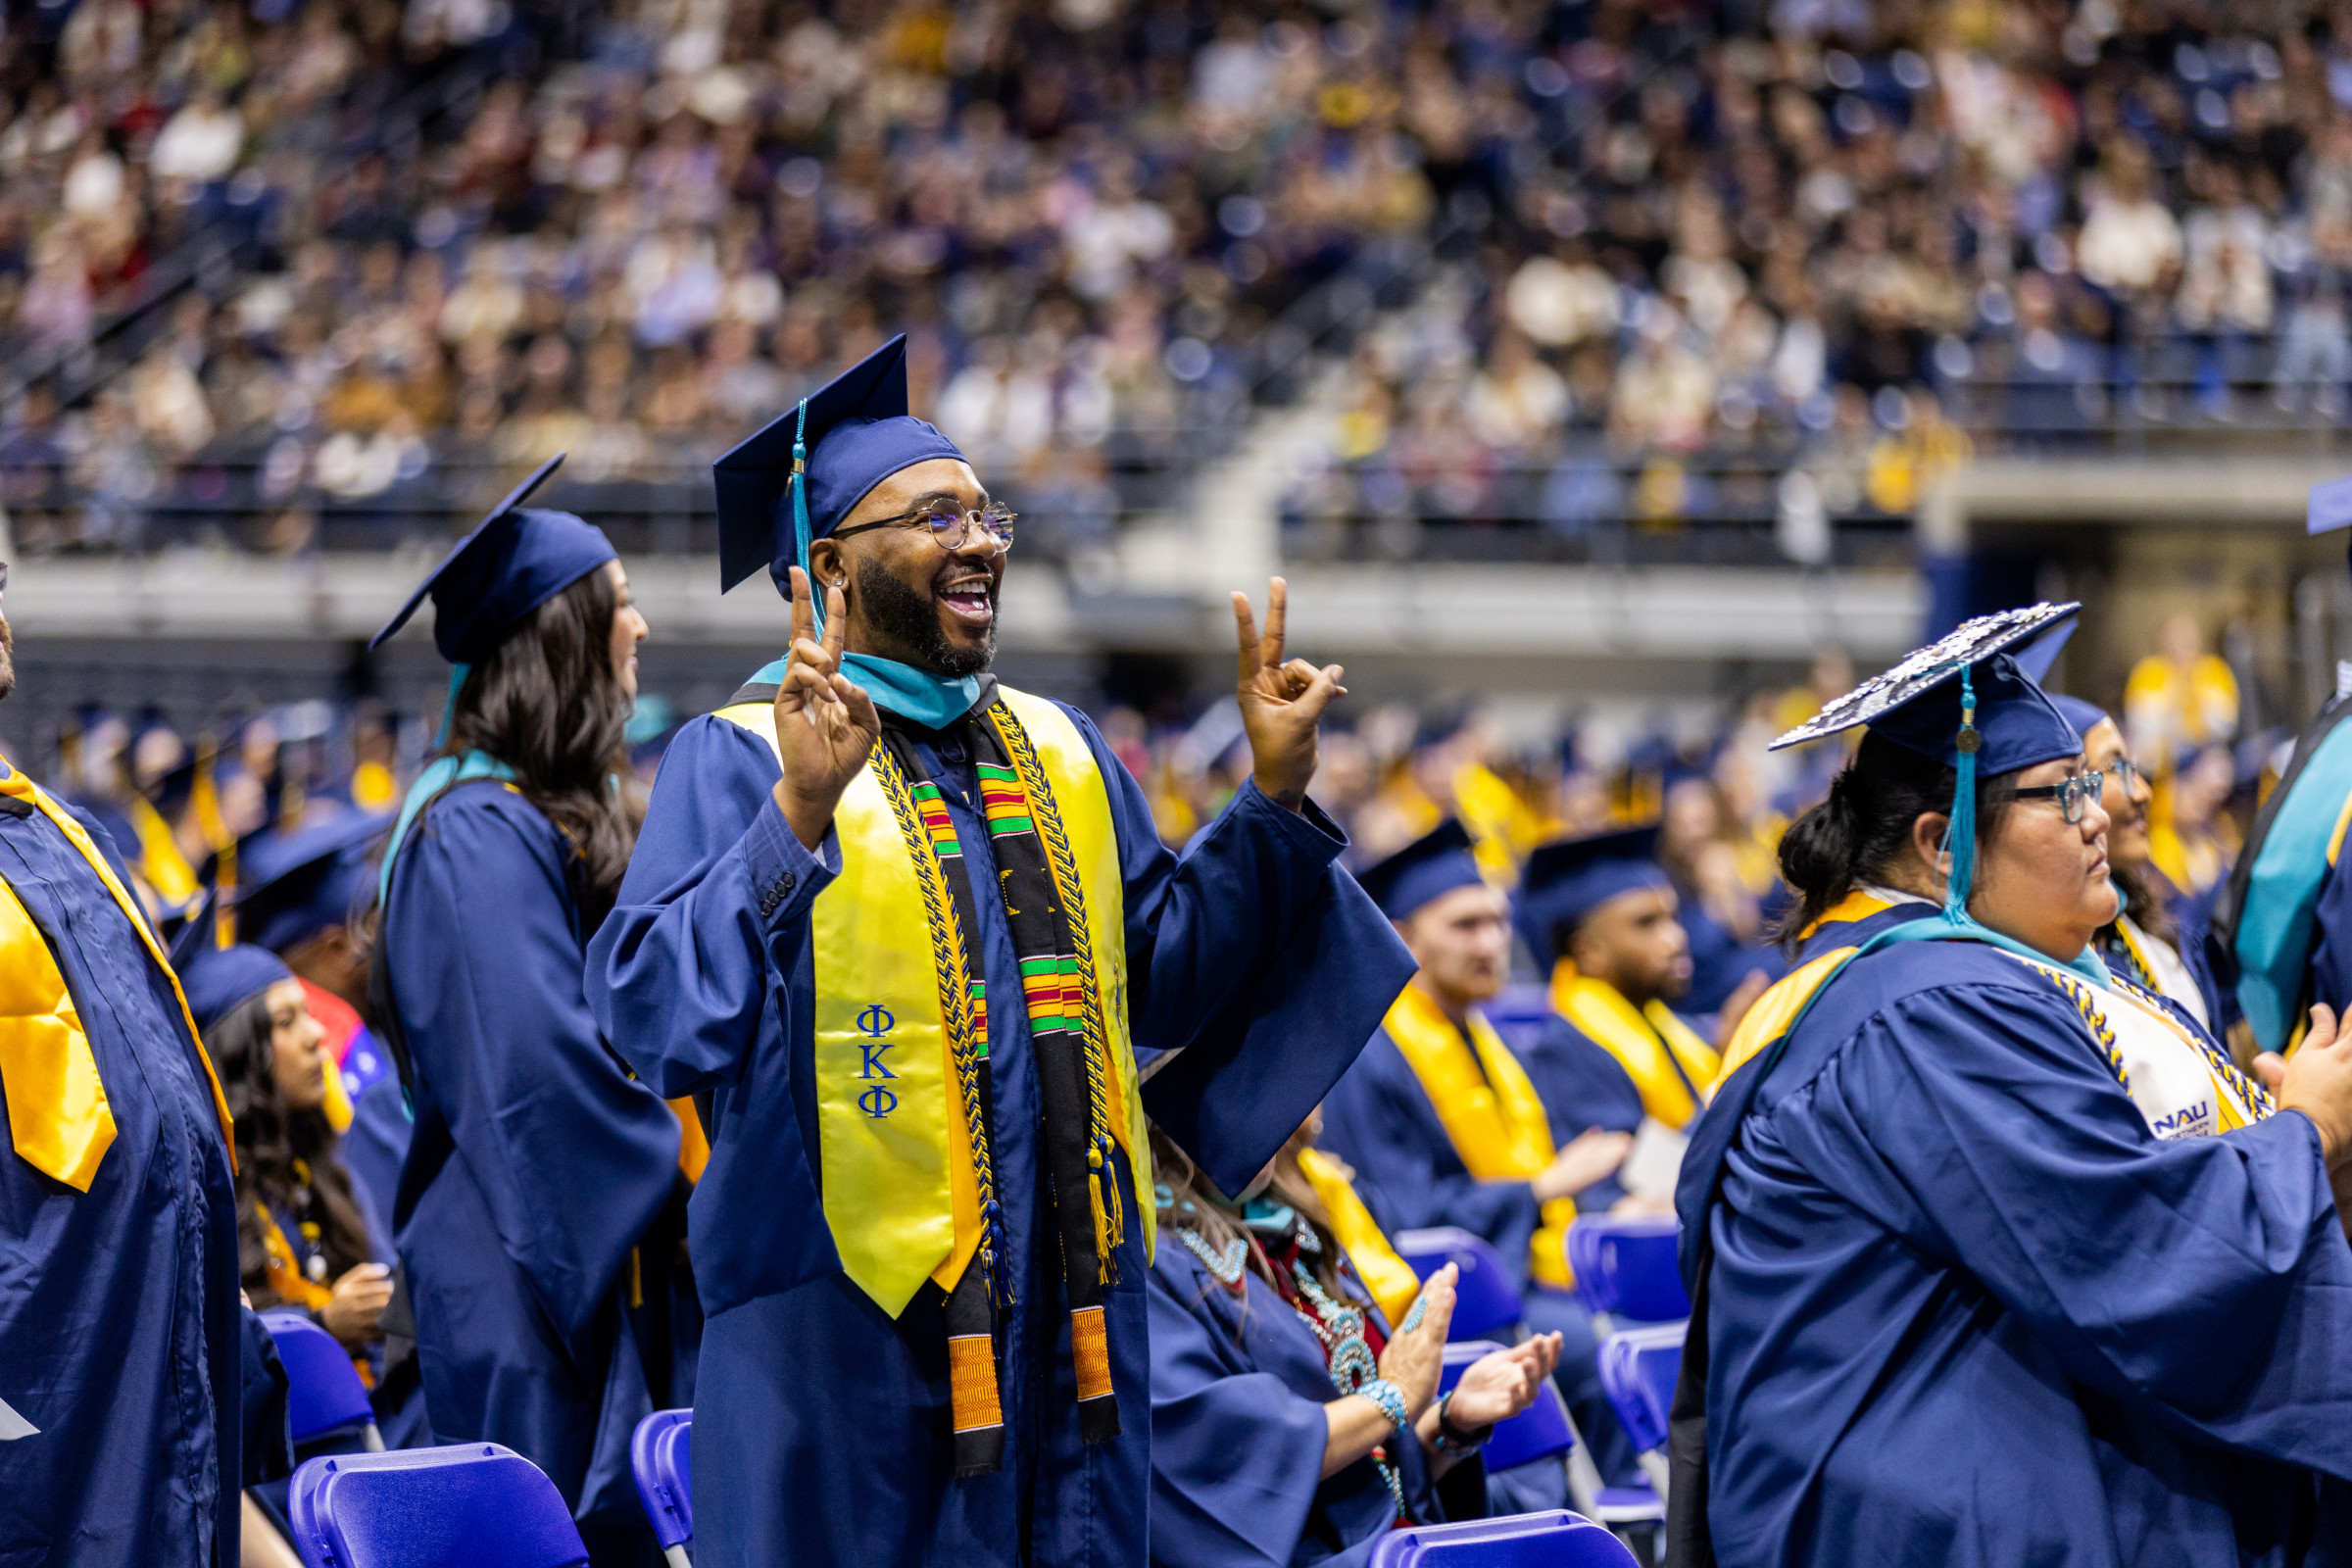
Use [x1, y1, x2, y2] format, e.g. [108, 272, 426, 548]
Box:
[2125, 612, 2241, 760]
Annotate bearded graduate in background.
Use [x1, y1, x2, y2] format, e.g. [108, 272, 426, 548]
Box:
[588, 336, 1415, 1568]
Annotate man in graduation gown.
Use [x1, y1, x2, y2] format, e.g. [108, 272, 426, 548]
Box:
[1678, 606, 2352, 1567]
[586, 335, 1414, 1568]
[1315, 819, 1640, 1483]
[1514, 826, 1725, 1212]
[0, 592, 252, 1565]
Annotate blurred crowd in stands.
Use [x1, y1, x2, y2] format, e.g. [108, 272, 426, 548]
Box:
[30, 607, 2262, 1018]
[12, 0, 2352, 563]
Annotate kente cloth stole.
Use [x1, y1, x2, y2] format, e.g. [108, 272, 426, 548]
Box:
[1379, 983, 1577, 1290]
[713, 686, 1150, 1476]
[0, 769, 234, 1190]
[1295, 1146, 1423, 1326]
[1547, 961, 1721, 1131]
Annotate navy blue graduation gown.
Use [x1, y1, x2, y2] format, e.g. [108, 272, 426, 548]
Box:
[381, 780, 692, 1532]
[586, 698, 1408, 1568]
[1676, 897, 1785, 1016]
[0, 785, 245, 1565]
[1681, 913, 2352, 1566]
[1517, 1019, 1645, 1213]
[1148, 1240, 1445, 1568]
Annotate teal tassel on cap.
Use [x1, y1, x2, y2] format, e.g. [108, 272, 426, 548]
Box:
[788, 398, 818, 638]
[1940, 663, 1980, 922]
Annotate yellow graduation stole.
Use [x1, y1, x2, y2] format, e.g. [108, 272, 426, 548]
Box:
[1547, 961, 1720, 1130]
[0, 769, 234, 1190]
[1379, 982, 1575, 1289]
[126, 793, 201, 906]
[1295, 1145, 1423, 1326]
[714, 687, 1152, 1317]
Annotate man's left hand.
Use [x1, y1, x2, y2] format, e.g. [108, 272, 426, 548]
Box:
[1233, 576, 1344, 812]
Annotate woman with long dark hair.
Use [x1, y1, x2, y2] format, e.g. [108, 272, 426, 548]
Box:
[1147, 1114, 1562, 1567]
[1673, 607, 2352, 1567]
[368, 457, 692, 1566]
[188, 943, 390, 1352]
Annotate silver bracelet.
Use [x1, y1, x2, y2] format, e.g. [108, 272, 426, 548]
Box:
[1358, 1378, 1411, 1432]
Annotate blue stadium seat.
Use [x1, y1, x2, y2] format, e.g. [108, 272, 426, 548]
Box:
[1565, 1215, 1690, 1324]
[630, 1408, 694, 1568]
[261, 1309, 381, 1452]
[1597, 1319, 1687, 1498]
[1366, 1509, 1642, 1567]
[286, 1444, 588, 1568]
[1439, 1341, 1574, 1472]
[1393, 1227, 1524, 1342]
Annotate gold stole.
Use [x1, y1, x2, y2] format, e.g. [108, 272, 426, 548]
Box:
[1296, 1145, 1423, 1326]
[714, 687, 1151, 1317]
[1547, 961, 1720, 1130]
[0, 770, 234, 1189]
[1710, 946, 1856, 1097]
[1380, 982, 1575, 1289]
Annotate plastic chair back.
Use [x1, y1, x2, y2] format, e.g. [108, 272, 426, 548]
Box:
[1564, 1215, 1690, 1323]
[1480, 985, 1554, 1054]
[1438, 1342, 1575, 1472]
[1366, 1509, 1641, 1567]
[261, 1309, 380, 1448]
[630, 1408, 694, 1557]
[1394, 1226, 1524, 1342]
[1597, 1321, 1687, 1454]
[286, 1444, 588, 1568]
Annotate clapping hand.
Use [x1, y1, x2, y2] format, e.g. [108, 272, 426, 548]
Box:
[770, 565, 883, 849]
[1445, 1333, 1563, 1431]
[1233, 577, 1345, 810]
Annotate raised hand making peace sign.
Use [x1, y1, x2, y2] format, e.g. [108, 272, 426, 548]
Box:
[1232, 576, 1345, 811]
[770, 564, 884, 849]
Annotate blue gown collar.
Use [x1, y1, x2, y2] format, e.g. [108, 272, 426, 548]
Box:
[378, 751, 516, 903]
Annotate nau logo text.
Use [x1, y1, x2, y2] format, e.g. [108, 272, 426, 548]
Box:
[857, 1004, 898, 1117]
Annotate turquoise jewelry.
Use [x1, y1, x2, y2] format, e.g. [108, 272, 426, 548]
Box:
[1359, 1377, 1410, 1432]
[1432, 1390, 1492, 1455]
[1288, 1257, 1406, 1514]
[1399, 1293, 1428, 1333]
[1177, 1227, 1248, 1288]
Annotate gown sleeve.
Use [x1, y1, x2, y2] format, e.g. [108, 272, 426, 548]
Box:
[388, 787, 682, 1348]
[1319, 1039, 1542, 1279]
[1787, 980, 2352, 1472]
[1056, 705, 1416, 1194]
[1146, 1259, 1332, 1568]
[587, 713, 838, 1096]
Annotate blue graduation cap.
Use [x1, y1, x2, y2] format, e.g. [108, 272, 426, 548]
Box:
[2048, 694, 2110, 742]
[234, 809, 392, 956]
[1772, 602, 2084, 920]
[368, 454, 615, 663]
[1357, 819, 1487, 922]
[712, 334, 966, 600]
[181, 942, 295, 1039]
[1515, 824, 1672, 960]
[2309, 473, 2352, 534]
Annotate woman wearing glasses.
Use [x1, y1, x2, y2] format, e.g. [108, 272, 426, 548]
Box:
[2047, 694, 2228, 1032]
[1671, 608, 2352, 1568]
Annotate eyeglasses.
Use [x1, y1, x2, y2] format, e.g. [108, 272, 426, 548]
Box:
[832, 500, 1016, 554]
[0, 561, 11, 593]
[2012, 771, 2106, 824]
[2109, 757, 2147, 796]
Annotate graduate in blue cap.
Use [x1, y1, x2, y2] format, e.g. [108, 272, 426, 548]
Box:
[0, 575, 255, 1565]
[585, 335, 1415, 1568]
[1512, 825, 1722, 1213]
[368, 455, 694, 1564]
[1672, 603, 2352, 1566]
[1317, 818, 1642, 1491]
[2212, 473, 2352, 1058]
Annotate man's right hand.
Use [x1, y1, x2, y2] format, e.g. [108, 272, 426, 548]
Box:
[770, 565, 882, 850]
[1530, 1126, 1635, 1203]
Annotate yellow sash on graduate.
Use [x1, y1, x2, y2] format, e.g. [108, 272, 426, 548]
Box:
[0, 769, 234, 1188]
[1296, 1145, 1423, 1325]
[1381, 982, 1576, 1289]
[714, 687, 1150, 1317]
[1548, 961, 1720, 1130]
[126, 793, 201, 906]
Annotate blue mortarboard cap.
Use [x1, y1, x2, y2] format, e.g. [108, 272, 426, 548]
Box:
[2008, 617, 2076, 686]
[2310, 474, 2352, 534]
[2049, 694, 2110, 740]
[1358, 819, 1487, 922]
[235, 810, 392, 955]
[711, 334, 967, 595]
[368, 455, 616, 662]
[1515, 824, 1673, 959]
[182, 942, 295, 1038]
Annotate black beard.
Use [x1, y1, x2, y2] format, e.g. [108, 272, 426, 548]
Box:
[855, 556, 994, 678]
